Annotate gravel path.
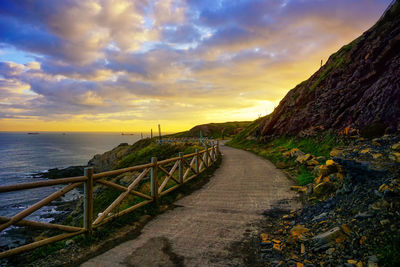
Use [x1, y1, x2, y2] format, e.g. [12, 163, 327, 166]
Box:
[82, 144, 300, 267]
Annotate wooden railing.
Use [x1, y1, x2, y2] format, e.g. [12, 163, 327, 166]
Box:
[0, 142, 221, 258]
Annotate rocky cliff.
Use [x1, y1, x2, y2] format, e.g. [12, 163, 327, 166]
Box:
[261, 1, 400, 138]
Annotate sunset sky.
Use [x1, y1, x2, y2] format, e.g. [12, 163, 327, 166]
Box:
[0, 0, 392, 132]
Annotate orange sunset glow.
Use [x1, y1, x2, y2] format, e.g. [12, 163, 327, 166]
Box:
[0, 0, 391, 132]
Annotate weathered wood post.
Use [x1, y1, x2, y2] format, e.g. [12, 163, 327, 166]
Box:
[204, 144, 209, 167]
[178, 152, 183, 184]
[217, 140, 220, 155]
[195, 149, 199, 173]
[151, 157, 159, 204]
[83, 167, 94, 236]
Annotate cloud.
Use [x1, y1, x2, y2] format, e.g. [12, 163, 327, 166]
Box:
[0, 0, 393, 130]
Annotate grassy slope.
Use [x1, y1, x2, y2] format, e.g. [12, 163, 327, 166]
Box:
[227, 120, 343, 185]
[167, 121, 252, 139]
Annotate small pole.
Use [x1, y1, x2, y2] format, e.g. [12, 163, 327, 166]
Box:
[320, 59, 323, 67]
[178, 152, 183, 184]
[158, 124, 162, 144]
[217, 140, 221, 155]
[199, 130, 203, 145]
[195, 149, 199, 173]
[204, 144, 209, 167]
[151, 129, 153, 138]
[151, 157, 159, 204]
[84, 167, 94, 236]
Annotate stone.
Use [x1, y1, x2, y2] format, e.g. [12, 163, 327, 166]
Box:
[300, 243, 305, 254]
[312, 227, 346, 247]
[296, 153, 313, 164]
[66, 239, 74, 246]
[312, 212, 328, 222]
[330, 148, 344, 157]
[360, 148, 371, 155]
[290, 186, 307, 192]
[291, 225, 309, 239]
[326, 248, 335, 255]
[391, 143, 400, 151]
[291, 148, 305, 157]
[372, 153, 383, 159]
[276, 161, 287, 169]
[347, 259, 357, 265]
[306, 159, 319, 166]
[313, 182, 336, 197]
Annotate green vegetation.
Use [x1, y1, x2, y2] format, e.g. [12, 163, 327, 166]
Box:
[167, 121, 252, 139]
[116, 142, 203, 169]
[228, 121, 343, 185]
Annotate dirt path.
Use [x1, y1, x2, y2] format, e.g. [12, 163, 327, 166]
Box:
[81, 144, 300, 267]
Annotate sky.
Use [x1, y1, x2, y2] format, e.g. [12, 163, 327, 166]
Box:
[0, 0, 392, 132]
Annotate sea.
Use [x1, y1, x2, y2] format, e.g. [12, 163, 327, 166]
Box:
[0, 132, 143, 247]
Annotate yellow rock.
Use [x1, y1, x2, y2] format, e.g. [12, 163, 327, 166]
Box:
[391, 143, 400, 151]
[300, 243, 305, 254]
[390, 152, 400, 163]
[291, 225, 309, 239]
[272, 239, 281, 244]
[322, 176, 330, 183]
[330, 148, 344, 157]
[360, 148, 371, 154]
[273, 243, 282, 251]
[372, 153, 383, 159]
[296, 153, 312, 164]
[356, 261, 363, 267]
[326, 159, 335, 166]
[315, 176, 323, 184]
[347, 259, 357, 264]
[379, 184, 389, 192]
[341, 224, 351, 235]
[260, 233, 269, 242]
[296, 263, 305, 267]
[306, 159, 319, 166]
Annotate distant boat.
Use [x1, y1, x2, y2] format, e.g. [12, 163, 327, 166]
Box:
[27, 133, 39, 135]
[121, 133, 134, 135]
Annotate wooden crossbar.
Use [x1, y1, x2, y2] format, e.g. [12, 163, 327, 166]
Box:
[158, 161, 179, 194]
[93, 168, 150, 225]
[0, 182, 82, 233]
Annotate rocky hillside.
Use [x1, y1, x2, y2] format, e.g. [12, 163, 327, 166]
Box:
[260, 1, 400, 138]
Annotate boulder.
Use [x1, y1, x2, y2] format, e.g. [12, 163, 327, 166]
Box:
[290, 148, 305, 158]
[296, 153, 312, 164]
[313, 182, 336, 197]
[312, 227, 347, 247]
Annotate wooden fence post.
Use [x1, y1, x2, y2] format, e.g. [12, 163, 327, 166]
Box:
[151, 157, 159, 204]
[178, 152, 183, 184]
[195, 149, 199, 173]
[217, 141, 220, 155]
[83, 167, 94, 235]
[204, 144, 209, 167]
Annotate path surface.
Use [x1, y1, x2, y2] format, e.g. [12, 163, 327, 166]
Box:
[82, 144, 300, 267]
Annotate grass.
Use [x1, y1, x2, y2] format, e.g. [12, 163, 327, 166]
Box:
[166, 121, 252, 139]
[228, 130, 343, 185]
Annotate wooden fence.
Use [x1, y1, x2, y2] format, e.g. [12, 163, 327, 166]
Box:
[0, 142, 221, 259]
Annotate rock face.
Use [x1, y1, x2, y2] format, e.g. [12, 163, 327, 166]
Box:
[260, 2, 400, 138]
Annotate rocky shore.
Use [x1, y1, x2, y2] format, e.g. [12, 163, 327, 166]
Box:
[238, 134, 400, 266]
